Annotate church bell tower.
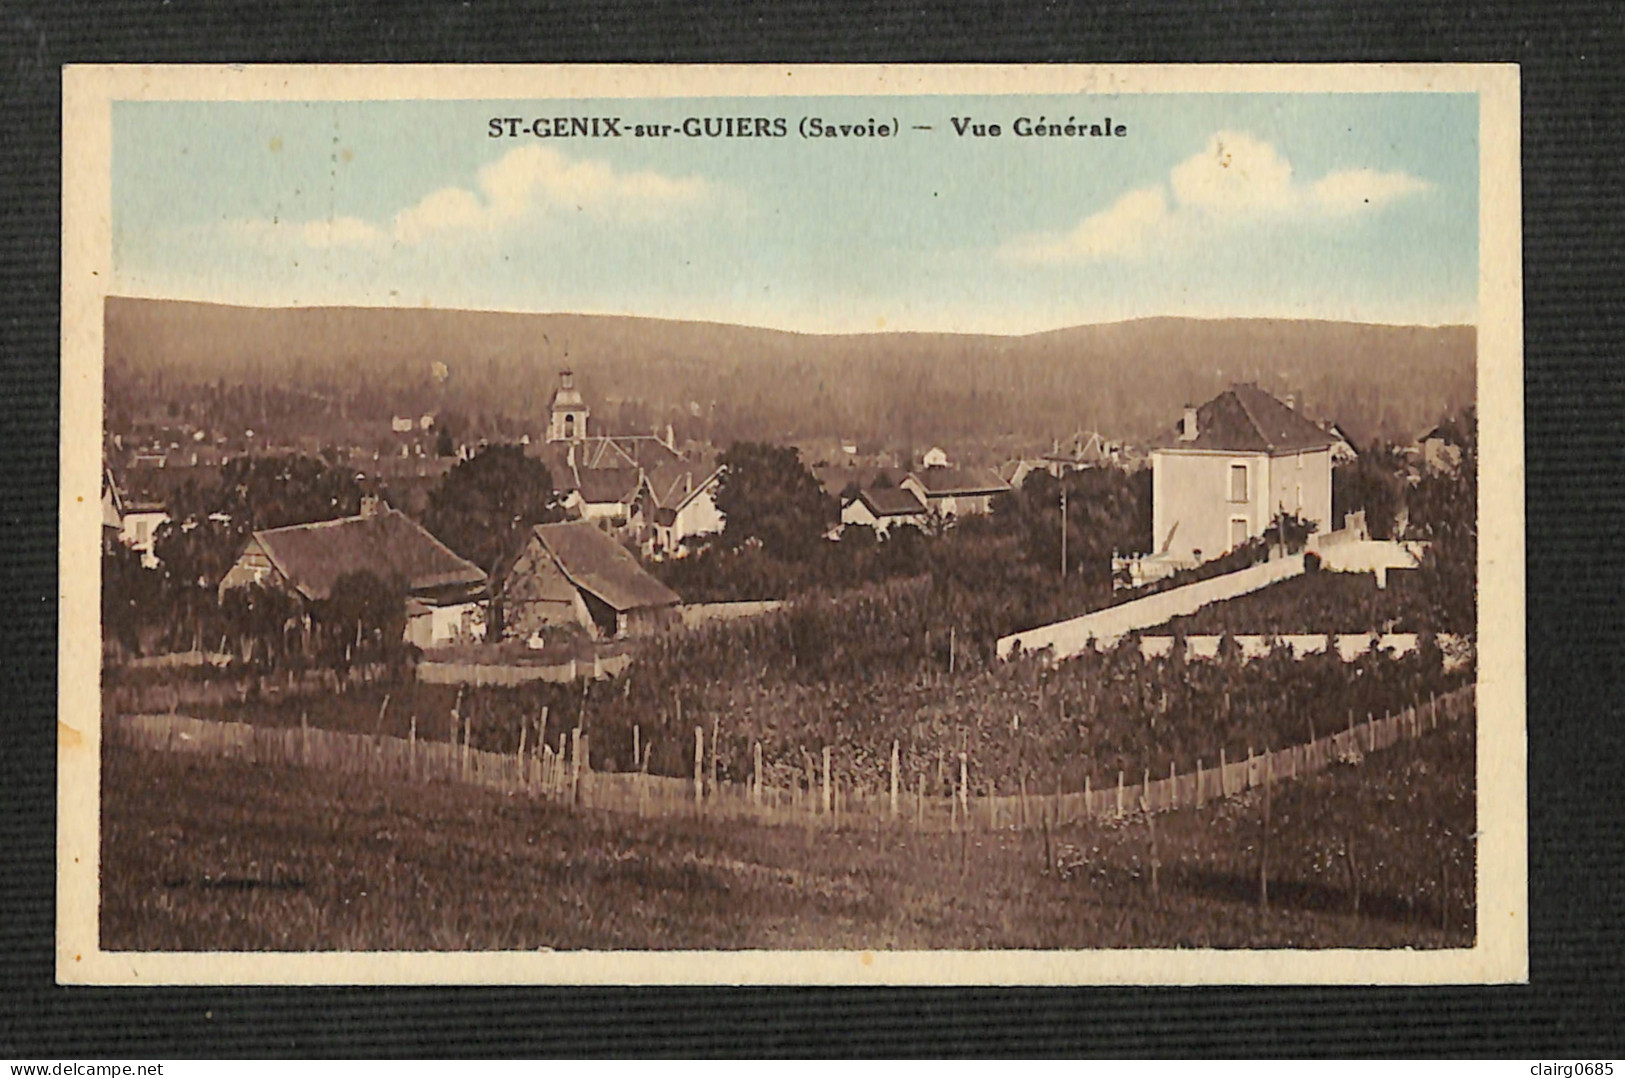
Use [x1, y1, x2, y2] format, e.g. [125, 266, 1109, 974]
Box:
[548, 369, 589, 443]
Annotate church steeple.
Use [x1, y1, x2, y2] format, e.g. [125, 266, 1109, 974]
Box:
[548, 369, 589, 443]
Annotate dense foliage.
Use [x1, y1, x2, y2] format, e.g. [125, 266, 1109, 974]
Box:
[425, 625, 1469, 800]
[712, 441, 839, 561]
[1158, 568, 1468, 635]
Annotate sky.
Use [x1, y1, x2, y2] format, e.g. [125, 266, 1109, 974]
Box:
[112, 92, 1478, 335]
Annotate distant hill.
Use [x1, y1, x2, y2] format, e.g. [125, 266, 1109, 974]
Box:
[104, 296, 1475, 451]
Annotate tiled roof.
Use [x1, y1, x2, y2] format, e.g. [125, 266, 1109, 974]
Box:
[857, 487, 928, 517]
[643, 463, 723, 511]
[574, 467, 641, 506]
[1155, 384, 1335, 454]
[252, 507, 486, 602]
[908, 466, 1012, 497]
[533, 521, 680, 612]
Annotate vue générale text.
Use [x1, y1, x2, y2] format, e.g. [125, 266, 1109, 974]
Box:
[486, 116, 1130, 140]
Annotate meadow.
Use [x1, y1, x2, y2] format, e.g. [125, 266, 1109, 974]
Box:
[100, 706, 1474, 952]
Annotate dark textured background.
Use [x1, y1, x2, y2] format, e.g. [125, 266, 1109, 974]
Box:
[2, 2, 1622, 1057]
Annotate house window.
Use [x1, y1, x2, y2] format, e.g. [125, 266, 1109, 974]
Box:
[1229, 463, 1248, 503]
[1229, 516, 1250, 551]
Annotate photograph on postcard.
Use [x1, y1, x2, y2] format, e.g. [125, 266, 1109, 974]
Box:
[61, 65, 1523, 981]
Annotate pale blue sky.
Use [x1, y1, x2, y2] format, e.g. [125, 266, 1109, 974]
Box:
[113, 93, 1478, 334]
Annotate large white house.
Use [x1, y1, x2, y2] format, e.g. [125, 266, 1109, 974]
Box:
[1149, 384, 1334, 566]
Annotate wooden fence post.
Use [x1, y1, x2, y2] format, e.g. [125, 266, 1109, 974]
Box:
[916, 772, 924, 830]
[1260, 749, 1272, 910]
[1430, 691, 1437, 730]
[1169, 759, 1178, 809]
[516, 714, 527, 791]
[633, 724, 640, 774]
[1143, 768, 1151, 812]
[822, 746, 832, 818]
[709, 717, 719, 799]
[1219, 748, 1227, 797]
[300, 710, 309, 766]
[890, 740, 900, 819]
[462, 712, 472, 780]
[959, 752, 970, 828]
[408, 715, 417, 780]
[1084, 773, 1092, 819]
[694, 725, 704, 811]
[1116, 770, 1124, 818]
[753, 740, 763, 808]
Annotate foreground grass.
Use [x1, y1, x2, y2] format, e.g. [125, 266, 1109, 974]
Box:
[101, 717, 1474, 951]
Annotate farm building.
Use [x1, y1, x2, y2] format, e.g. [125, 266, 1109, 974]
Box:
[900, 465, 1012, 518]
[840, 486, 929, 537]
[1148, 383, 1334, 568]
[502, 520, 681, 641]
[217, 497, 488, 648]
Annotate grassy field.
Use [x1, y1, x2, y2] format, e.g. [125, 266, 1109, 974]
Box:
[101, 712, 1475, 952]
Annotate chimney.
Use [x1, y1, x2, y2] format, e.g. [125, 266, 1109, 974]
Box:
[1180, 405, 1199, 441]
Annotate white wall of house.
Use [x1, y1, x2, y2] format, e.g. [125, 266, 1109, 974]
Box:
[673, 485, 724, 542]
[1150, 448, 1331, 565]
[119, 510, 170, 568]
[840, 498, 923, 537]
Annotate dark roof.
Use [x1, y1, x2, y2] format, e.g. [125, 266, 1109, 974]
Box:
[643, 462, 723, 511]
[1154, 384, 1335, 454]
[907, 466, 1012, 497]
[857, 487, 928, 517]
[252, 507, 486, 602]
[577, 435, 681, 470]
[523, 442, 578, 490]
[574, 467, 641, 505]
[533, 521, 681, 612]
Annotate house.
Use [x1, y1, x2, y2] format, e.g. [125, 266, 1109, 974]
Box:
[1322, 421, 1361, 466]
[502, 520, 681, 640]
[900, 466, 1012, 518]
[1040, 430, 1124, 474]
[1416, 421, 1467, 474]
[637, 462, 725, 557]
[217, 498, 488, 648]
[118, 501, 170, 569]
[568, 467, 642, 524]
[840, 486, 928, 537]
[1148, 383, 1334, 566]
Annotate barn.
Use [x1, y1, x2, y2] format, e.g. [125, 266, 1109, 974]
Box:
[502, 520, 681, 641]
[217, 498, 488, 647]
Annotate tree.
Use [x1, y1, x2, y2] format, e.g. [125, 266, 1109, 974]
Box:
[316, 570, 408, 683]
[424, 444, 564, 630]
[1332, 450, 1401, 539]
[213, 454, 364, 532]
[713, 442, 838, 561]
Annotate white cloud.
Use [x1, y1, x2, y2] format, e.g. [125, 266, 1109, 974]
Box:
[1001, 130, 1429, 265]
[1308, 167, 1431, 215]
[231, 145, 713, 250]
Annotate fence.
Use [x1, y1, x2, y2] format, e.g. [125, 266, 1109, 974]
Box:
[112, 682, 1475, 833]
[416, 651, 632, 687]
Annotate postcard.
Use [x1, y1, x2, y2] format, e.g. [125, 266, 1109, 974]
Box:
[60, 63, 1524, 984]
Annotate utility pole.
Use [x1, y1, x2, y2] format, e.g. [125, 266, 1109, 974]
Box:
[1060, 485, 1068, 579]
